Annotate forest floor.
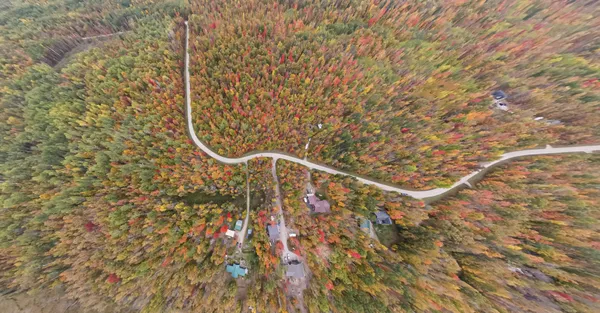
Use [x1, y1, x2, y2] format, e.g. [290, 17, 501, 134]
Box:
[374, 224, 400, 247]
[0, 290, 99, 313]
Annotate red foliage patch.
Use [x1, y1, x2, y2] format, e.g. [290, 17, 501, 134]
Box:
[325, 281, 334, 290]
[368, 17, 378, 27]
[107, 274, 120, 284]
[547, 291, 573, 302]
[318, 229, 325, 243]
[161, 257, 172, 267]
[348, 250, 361, 259]
[84, 221, 96, 232]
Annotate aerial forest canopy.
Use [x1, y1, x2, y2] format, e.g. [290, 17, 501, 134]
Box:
[189, 0, 599, 188]
[1, 0, 599, 313]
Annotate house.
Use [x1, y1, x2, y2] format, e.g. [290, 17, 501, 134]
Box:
[286, 262, 305, 279]
[491, 90, 509, 111]
[235, 220, 243, 231]
[313, 200, 331, 213]
[267, 224, 280, 242]
[225, 229, 236, 238]
[226, 263, 248, 279]
[305, 193, 331, 214]
[374, 211, 392, 225]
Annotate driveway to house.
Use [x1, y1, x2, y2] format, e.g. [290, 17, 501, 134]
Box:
[236, 163, 250, 252]
[368, 220, 379, 241]
[271, 159, 296, 261]
[184, 21, 600, 200]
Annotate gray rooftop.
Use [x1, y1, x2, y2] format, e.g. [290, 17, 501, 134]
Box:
[313, 200, 331, 213]
[286, 263, 305, 278]
[492, 90, 507, 100]
[374, 211, 392, 225]
[267, 224, 280, 242]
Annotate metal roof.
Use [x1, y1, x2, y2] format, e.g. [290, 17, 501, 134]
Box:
[235, 220, 243, 231]
[226, 263, 248, 278]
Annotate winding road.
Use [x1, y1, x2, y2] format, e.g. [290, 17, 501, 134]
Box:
[183, 21, 600, 200]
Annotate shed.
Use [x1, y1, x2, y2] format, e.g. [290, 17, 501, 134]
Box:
[225, 229, 236, 238]
[235, 220, 243, 231]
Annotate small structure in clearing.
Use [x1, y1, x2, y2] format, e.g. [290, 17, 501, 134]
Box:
[234, 220, 243, 231]
[225, 229, 236, 238]
[491, 90, 509, 111]
[374, 211, 392, 225]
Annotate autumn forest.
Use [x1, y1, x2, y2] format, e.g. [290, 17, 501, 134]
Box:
[1, 1, 599, 313]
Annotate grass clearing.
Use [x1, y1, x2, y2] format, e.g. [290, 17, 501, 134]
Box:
[374, 223, 400, 247]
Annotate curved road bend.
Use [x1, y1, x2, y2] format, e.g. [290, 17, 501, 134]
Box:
[184, 22, 600, 200]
